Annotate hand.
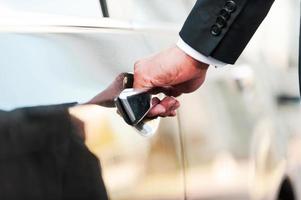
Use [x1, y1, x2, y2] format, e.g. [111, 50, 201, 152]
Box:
[134, 46, 209, 117]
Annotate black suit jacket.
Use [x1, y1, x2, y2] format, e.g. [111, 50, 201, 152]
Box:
[0, 104, 108, 200]
[180, 0, 275, 64]
[180, 0, 301, 92]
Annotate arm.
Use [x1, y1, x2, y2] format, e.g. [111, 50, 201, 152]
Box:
[133, 0, 275, 115]
[180, 0, 275, 64]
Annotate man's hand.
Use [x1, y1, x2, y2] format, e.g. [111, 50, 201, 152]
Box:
[134, 46, 209, 117]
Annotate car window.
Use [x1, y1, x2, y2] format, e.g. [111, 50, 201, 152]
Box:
[0, 0, 102, 17]
[107, 0, 195, 24]
[0, 0, 196, 24]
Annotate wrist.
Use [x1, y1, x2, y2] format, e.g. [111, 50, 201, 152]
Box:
[175, 45, 209, 70]
[176, 38, 226, 68]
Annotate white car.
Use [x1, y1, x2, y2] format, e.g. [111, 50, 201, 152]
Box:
[1, 0, 301, 199]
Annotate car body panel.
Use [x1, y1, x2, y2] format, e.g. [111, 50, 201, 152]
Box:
[1, 0, 301, 199]
[0, 18, 186, 200]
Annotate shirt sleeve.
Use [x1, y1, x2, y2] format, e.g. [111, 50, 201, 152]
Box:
[176, 37, 227, 68]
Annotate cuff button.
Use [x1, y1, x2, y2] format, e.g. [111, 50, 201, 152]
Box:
[211, 25, 222, 36]
[216, 16, 227, 28]
[219, 9, 231, 20]
[225, 0, 237, 13]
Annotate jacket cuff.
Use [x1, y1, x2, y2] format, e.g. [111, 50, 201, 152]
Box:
[179, 0, 247, 60]
[177, 37, 227, 68]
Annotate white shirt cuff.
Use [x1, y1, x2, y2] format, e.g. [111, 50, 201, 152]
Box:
[176, 37, 227, 68]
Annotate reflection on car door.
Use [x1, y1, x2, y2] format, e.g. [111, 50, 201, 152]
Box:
[0, 17, 186, 200]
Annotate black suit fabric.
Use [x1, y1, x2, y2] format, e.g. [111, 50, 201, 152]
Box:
[180, 0, 275, 64]
[180, 0, 301, 92]
[0, 104, 108, 200]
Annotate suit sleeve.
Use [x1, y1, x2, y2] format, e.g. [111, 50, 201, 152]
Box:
[0, 103, 77, 160]
[180, 0, 275, 64]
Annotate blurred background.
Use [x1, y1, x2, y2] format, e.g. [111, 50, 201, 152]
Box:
[0, 0, 301, 200]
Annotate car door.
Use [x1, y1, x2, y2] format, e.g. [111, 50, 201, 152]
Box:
[0, 1, 189, 199]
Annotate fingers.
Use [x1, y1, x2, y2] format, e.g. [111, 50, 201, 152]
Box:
[171, 76, 206, 94]
[148, 86, 182, 97]
[147, 96, 180, 118]
[151, 76, 206, 97]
